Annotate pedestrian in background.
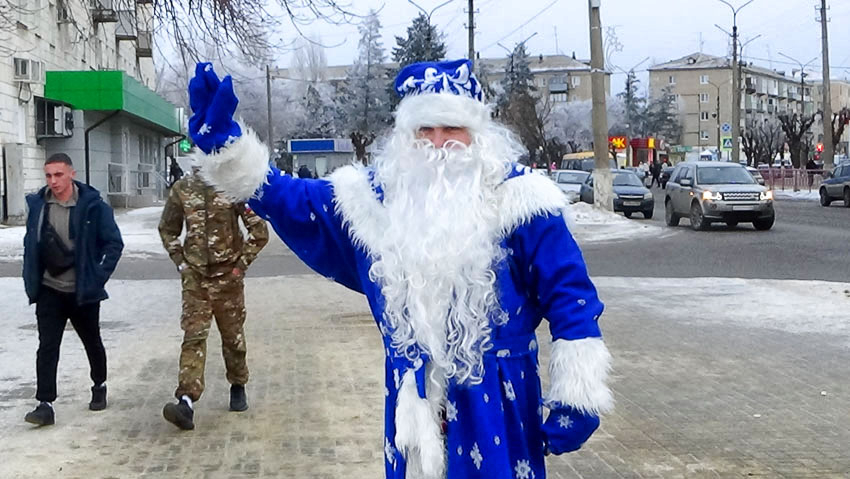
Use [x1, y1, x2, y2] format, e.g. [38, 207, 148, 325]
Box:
[22, 153, 124, 426]
[649, 161, 662, 188]
[297, 164, 313, 179]
[158, 168, 268, 430]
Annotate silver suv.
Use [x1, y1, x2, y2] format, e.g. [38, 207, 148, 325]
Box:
[664, 161, 775, 231]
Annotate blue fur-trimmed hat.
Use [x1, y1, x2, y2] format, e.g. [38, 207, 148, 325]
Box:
[394, 59, 483, 101]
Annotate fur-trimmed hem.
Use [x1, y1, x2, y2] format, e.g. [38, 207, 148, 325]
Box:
[193, 124, 270, 201]
[395, 369, 447, 479]
[496, 171, 571, 236]
[545, 337, 614, 415]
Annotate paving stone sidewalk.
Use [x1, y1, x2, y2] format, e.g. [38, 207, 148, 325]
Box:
[0, 275, 848, 479]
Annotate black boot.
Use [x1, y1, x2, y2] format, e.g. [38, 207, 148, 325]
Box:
[25, 403, 55, 426]
[89, 384, 107, 411]
[229, 384, 248, 412]
[163, 399, 194, 430]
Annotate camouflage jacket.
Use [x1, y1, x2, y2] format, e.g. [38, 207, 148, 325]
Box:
[159, 174, 268, 277]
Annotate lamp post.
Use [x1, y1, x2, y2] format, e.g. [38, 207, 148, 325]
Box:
[707, 78, 729, 159]
[407, 0, 454, 59]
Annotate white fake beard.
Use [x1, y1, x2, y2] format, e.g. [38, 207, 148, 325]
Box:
[370, 134, 511, 384]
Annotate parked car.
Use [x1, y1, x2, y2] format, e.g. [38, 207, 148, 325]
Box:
[745, 166, 766, 185]
[579, 170, 654, 219]
[551, 169, 590, 203]
[664, 161, 775, 231]
[623, 166, 648, 182]
[818, 162, 850, 207]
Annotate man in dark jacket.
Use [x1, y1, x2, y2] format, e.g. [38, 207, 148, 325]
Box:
[22, 153, 123, 426]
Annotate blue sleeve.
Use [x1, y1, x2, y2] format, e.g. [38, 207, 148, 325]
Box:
[248, 167, 363, 294]
[511, 212, 603, 340]
[96, 202, 124, 277]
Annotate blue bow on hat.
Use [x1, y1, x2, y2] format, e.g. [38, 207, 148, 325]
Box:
[394, 59, 483, 101]
[187, 62, 242, 154]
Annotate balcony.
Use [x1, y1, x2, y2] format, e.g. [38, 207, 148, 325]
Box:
[548, 81, 568, 94]
[115, 10, 137, 40]
[136, 31, 152, 57]
[91, 0, 118, 23]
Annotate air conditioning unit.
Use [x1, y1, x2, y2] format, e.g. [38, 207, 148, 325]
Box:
[13, 58, 44, 83]
[53, 107, 75, 136]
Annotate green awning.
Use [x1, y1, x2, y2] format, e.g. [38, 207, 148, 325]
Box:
[44, 70, 181, 135]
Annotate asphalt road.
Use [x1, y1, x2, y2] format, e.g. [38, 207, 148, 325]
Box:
[582, 190, 850, 281]
[1, 195, 845, 282]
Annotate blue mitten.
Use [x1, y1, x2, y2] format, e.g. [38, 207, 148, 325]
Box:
[542, 405, 600, 455]
[187, 62, 242, 154]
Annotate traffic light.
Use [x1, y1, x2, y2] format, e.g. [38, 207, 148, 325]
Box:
[816, 143, 824, 153]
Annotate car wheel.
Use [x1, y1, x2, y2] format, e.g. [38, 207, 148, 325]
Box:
[725, 220, 739, 228]
[844, 188, 850, 208]
[753, 216, 775, 231]
[690, 202, 709, 231]
[819, 187, 831, 207]
[623, 211, 632, 218]
[665, 201, 679, 226]
[643, 209, 653, 219]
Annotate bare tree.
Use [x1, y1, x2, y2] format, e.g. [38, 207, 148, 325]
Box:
[778, 113, 816, 169]
[830, 107, 850, 155]
[290, 34, 329, 84]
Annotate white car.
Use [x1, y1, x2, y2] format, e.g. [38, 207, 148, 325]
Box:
[551, 169, 590, 202]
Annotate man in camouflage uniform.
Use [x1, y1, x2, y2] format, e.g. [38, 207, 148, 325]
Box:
[158, 170, 268, 430]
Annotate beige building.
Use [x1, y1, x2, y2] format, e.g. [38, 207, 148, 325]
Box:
[649, 52, 812, 154]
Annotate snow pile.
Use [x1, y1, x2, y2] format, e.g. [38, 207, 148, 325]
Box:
[566, 201, 670, 243]
[773, 190, 819, 201]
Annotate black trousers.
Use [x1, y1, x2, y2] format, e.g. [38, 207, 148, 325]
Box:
[35, 286, 106, 402]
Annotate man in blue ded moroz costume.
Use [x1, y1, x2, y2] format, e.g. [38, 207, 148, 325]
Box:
[186, 59, 613, 479]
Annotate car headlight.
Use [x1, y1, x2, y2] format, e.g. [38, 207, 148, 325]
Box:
[701, 191, 722, 201]
[760, 190, 773, 201]
[644, 192, 653, 200]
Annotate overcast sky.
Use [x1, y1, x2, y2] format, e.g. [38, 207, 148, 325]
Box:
[272, 0, 850, 92]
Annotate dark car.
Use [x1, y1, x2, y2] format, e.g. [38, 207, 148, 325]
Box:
[579, 169, 655, 219]
[819, 162, 850, 207]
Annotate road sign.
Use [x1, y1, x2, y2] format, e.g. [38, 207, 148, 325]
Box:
[179, 139, 191, 153]
[721, 122, 732, 133]
[721, 137, 733, 150]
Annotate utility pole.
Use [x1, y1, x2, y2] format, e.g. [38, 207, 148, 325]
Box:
[467, 0, 475, 69]
[588, 0, 612, 211]
[715, 0, 755, 165]
[818, 0, 834, 170]
[266, 65, 273, 146]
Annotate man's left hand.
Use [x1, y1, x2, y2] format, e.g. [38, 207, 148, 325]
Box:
[542, 405, 600, 455]
[232, 267, 243, 277]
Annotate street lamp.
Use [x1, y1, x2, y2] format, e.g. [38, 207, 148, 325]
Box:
[707, 78, 729, 158]
[778, 52, 818, 116]
[407, 0, 454, 59]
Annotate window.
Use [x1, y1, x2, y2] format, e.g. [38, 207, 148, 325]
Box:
[700, 130, 710, 140]
[700, 93, 709, 103]
[571, 76, 581, 87]
[700, 75, 709, 84]
[549, 92, 568, 103]
[668, 75, 676, 85]
[700, 111, 710, 121]
[108, 164, 125, 193]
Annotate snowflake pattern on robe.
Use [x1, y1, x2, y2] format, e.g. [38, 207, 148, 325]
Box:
[446, 400, 458, 422]
[557, 414, 573, 429]
[515, 459, 534, 479]
[470, 442, 483, 470]
[503, 380, 516, 401]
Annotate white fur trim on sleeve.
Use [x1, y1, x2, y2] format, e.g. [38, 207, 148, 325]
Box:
[496, 171, 572, 236]
[193, 125, 270, 201]
[394, 369, 447, 479]
[545, 337, 614, 415]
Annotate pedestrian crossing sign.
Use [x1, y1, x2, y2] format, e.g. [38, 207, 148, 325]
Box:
[721, 137, 733, 150]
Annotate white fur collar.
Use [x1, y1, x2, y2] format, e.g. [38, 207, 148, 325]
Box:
[328, 164, 569, 253]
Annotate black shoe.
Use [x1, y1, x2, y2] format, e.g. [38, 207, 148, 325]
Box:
[89, 384, 107, 411]
[229, 384, 248, 412]
[25, 403, 55, 426]
[162, 399, 194, 430]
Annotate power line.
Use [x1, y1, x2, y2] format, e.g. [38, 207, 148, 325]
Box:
[480, 0, 559, 52]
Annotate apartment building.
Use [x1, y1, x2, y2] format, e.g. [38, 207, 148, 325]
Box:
[1, 0, 180, 224]
[649, 53, 811, 154]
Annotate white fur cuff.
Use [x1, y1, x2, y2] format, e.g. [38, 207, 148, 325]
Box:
[195, 126, 270, 201]
[545, 337, 614, 415]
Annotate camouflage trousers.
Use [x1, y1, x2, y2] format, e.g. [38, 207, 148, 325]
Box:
[175, 267, 248, 402]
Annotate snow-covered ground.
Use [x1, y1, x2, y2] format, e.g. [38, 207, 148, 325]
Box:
[0, 202, 670, 260]
[773, 189, 819, 201]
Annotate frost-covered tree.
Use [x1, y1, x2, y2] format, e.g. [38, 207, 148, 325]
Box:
[291, 83, 338, 138]
[498, 43, 535, 112]
[546, 98, 625, 154]
[392, 13, 447, 66]
[644, 86, 683, 144]
[338, 10, 392, 164]
[616, 74, 647, 138]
